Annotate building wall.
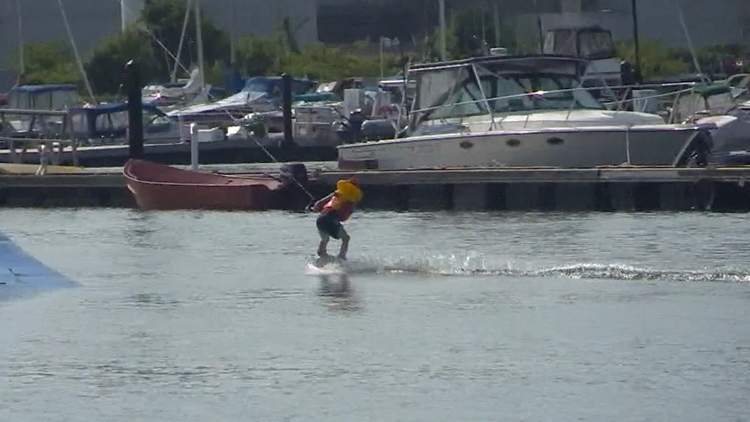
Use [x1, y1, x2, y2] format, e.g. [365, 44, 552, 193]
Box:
[316, 0, 565, 44]
[740, 0, 750, 42]
[514, 0, 745, 52]
[596, 0, 742, 47]
[317, 0, 746, 49]
[0, 0, 318, 90]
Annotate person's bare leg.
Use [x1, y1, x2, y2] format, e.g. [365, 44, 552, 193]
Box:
[317, 232, 330, 258]
[337, 228, 350, 260]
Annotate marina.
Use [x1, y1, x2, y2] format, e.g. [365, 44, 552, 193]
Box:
[4, 1, 750, 421]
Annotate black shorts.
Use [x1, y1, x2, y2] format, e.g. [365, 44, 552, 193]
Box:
[316, 211, 342, 239]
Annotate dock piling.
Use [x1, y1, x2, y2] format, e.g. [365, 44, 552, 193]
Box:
[452, 183, 489, 211]
[504, 183, 544, 211]
[609, 183, 636, 211]
[190, 123, 199, 170]
[281, 73, 295, 150]
[554, 183, 596, 211]
[407, 184, 451, 210]
[124, 60, 144, 159]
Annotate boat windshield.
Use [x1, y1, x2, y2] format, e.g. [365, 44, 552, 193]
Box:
[242, 78, 312, 96]
[412, 62, 604, 125]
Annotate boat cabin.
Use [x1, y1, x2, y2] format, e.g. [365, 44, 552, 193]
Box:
[69, 102, 173, 142]
[242, 76, 316, 100]
[294, 78, 363, 103]
[543, 25, 621, 89]
[5, 84, 79, 111]
[168, 76, 315, 123]
[543, 25, 614, 61]
[407, 54, 602, 132]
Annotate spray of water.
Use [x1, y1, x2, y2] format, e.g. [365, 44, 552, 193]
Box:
[308, 253, 750, 283]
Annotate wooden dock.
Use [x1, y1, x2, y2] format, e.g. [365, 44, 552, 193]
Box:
[0, 138, 338, 168]
[1, 164, 749, 212]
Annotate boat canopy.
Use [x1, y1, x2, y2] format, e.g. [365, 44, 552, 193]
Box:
[408, 55, 601, 130]
[7, 84, 79, 110]
[167, 76, 315, 118]
[69, 102, 170, 139]
[543, 25, 615, 61]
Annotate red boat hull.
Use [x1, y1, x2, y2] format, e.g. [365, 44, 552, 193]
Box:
[123, 159, 286, 211]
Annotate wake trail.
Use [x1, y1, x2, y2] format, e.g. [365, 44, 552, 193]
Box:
[307, 254, 750, 283]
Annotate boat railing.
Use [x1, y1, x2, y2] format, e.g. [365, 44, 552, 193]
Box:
[407, 82, 708, 131]
[0, 108, 80, 170]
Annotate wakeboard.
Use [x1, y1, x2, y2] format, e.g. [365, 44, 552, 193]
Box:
[305, 256, 348, 276]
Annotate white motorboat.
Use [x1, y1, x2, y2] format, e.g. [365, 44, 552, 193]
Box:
[337, 55, 714, 170]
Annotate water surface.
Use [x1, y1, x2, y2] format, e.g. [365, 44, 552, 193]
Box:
[1, 209, 749, 421]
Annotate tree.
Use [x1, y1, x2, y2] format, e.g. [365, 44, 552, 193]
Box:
[86, 29, 159, 95]
[421, 5, 517, 61]
[614, 39, 685, 80]
[234, 35, 284, 76]
[140, 0, 230, 78]
[9, 40, 79, 85]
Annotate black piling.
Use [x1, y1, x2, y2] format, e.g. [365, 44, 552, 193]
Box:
[124, 60, 144, 159]
[281, 73, 295, 150]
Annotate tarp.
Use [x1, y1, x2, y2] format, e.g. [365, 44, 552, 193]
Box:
[0, 231, 77, 301]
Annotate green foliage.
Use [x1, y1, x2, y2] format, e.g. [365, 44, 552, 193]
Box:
[140, 0, 230, 77]
[233, 36, 400, 81]
[420, 6, 517, 61]
[281, 42, 399, 81]
[204, 61, 226, 87]
[9, 40, 79, 85]
[234, 35, 283, 76]
[614, 39, 685, 80]
[420, 27, 459, 61]
[691, 44, 750, 75]
[27, 0, 743, 97]
[86, 29, 158, 95]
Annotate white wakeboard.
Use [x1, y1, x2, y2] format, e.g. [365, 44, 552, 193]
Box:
[305, 257, 348, 276]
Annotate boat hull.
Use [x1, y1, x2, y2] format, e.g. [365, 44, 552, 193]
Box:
[337, 126, 711, 170]
[123, 159, 289, 211]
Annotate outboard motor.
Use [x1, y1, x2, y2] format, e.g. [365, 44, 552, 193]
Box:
[278, 162, 310, 211]
[620, 61, 635, 86]
[677, 130, 713, 167]
[701, 114, 750, 165]
[279, 162, 308, 187]
[335, 108, 367, 144]
[620, 61, 635, 111]
[347, 108, 366, 141]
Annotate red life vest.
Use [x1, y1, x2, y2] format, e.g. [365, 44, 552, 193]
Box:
[322, 194, 355, 221]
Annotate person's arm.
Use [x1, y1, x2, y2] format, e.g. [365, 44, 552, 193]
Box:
[312, 193, 334, 212]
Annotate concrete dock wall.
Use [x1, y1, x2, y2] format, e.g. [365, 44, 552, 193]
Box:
[342, 181, 737, 212]
[317, 167, 750, 213]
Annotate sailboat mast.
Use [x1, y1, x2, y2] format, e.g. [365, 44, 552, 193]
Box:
[438, 0, 447, 61]
[171, 0, 192, 82]
[15, 0, 24, 75]
[57, 0, 96, 103]
[229, 0, 236, 65]
[195, 0, 206, 91]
